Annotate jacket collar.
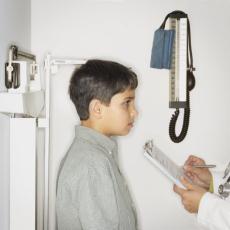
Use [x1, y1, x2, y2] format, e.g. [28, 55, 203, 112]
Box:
[75, 125, 117, 154]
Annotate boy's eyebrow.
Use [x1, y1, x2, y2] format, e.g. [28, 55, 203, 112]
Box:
[123, 96, 135, 100]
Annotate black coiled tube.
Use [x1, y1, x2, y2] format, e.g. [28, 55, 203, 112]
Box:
[169, 91, 190, 143]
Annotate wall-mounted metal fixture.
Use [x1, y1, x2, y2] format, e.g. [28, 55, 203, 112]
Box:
[5, 45, 39, 92]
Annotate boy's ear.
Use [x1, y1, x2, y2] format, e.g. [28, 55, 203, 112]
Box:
[89, 99, 103, 119]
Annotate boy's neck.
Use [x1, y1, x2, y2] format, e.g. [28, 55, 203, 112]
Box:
[81, 120, 110, 137]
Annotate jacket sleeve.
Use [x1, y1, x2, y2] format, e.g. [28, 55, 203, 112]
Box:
[77, 161, 119, 230]
[197, 171, 230, 230]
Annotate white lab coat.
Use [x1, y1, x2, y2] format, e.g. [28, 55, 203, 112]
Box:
[197, 171, 230, 230]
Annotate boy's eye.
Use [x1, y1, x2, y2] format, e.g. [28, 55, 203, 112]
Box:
[123, 100, 131, 107]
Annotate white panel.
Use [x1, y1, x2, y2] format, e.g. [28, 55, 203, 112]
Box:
[0, 91, 44, 117]
[10, 118, 36, 230]
[0, 114, 10, 230]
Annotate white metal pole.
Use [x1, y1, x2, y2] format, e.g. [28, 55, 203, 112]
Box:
[42, 54, 86, 230]
[43, 54, 51, 230]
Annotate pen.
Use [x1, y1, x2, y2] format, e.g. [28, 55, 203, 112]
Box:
[192, 164, 216, 168]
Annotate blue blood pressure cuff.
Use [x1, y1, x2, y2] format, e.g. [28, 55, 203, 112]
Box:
[150, 29, 175, 69]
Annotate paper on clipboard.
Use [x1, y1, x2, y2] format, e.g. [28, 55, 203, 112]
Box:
[143, 140, 187, 189]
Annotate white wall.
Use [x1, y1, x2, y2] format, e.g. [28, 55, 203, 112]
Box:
[31, 0, 230, 230]
[0, 1, 31, 230]
[0, 0, 31, 91]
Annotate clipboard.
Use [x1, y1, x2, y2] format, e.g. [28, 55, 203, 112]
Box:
[143, 140, 188, 189]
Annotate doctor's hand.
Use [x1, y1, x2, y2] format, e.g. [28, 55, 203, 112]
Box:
[173, 177, 207, 213]
[183, 155, 212, 190]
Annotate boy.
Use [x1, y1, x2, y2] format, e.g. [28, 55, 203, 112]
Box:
[56, 59, 138, 230]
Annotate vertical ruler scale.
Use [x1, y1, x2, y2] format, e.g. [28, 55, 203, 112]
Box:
[175, 19, 180, 105]
[169, 18, 187, 108]
[169, 18, 177, 107]
[179, 18, 187, 105]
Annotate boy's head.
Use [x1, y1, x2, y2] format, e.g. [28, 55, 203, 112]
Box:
[69, 59, 138, 136]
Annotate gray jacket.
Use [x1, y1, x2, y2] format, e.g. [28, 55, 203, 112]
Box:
[56, 125, 137, 230]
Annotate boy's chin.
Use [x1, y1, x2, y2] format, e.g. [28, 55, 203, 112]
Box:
[115, 128, 132, 136]
[108, 126, 133, 136]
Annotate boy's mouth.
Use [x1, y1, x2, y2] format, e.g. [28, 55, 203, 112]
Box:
[128, 122, 134, 127]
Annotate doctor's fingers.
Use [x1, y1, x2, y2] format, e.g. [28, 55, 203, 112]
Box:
[174, 186, 195, 212]
[184, 171, 199, 184]
[180, 177, 198, 191]
[185, 172, 209, 189]
[173, 184, 186, 196]
[184, 155, 205, 166]
[173, 176, 199, 195]
[183, 165, 205, 175]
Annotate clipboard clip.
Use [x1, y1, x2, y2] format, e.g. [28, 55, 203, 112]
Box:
[144, 139, 154, 154]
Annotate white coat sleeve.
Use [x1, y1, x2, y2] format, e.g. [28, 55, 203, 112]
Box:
[197, 171, 230, 230]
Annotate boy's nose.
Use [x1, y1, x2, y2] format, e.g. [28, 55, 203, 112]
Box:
[131, 106, 138, 119]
